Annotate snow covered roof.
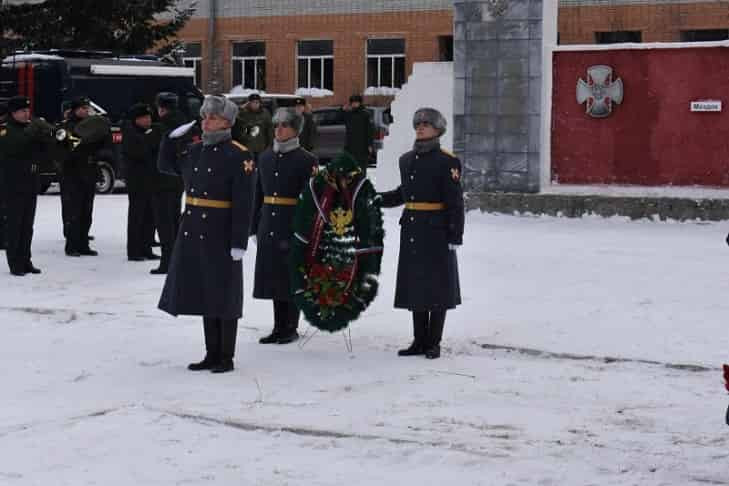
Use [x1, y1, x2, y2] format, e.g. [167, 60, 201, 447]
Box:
[2, 54, 64, 63]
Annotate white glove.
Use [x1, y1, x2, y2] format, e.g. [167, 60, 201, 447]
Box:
[231, 248, 245, 261]
[250, 235, 257, 246]
[448, 244, 460, 252]
[169, 120, 197, 139]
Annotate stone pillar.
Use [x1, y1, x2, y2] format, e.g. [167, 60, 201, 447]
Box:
[454, 0, 543, 193]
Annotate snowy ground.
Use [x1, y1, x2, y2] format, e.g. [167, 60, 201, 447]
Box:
[1, 194, 728, 485]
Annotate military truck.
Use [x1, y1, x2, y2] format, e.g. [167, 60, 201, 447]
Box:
[0, 50, 203, 193]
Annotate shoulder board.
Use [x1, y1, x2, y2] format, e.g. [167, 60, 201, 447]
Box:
[231, 140, 249, 152]
[440, 148, 457, 158]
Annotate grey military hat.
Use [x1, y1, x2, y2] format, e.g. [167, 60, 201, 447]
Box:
[413, 107, 447, 136]
[272, 107, 304, 134]
[200, 95, 239, 125]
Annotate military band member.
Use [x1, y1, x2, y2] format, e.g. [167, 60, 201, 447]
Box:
[122, 103, 161, 261]
[60, 96, 109, 257]
[252, 107, 318, 345]
[157, 95, 256, 374]
[0, 96, 55, 275]
[378, 108, 464, 360]
[233, 93, 273, 160]
[294, 97, 318, 152]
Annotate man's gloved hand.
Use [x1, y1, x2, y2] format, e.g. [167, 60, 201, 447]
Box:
[250, 235, 257, 246]
[448, 243, 460, 252]
[231, 248, 245, 261]
[169, 120, 197, 139]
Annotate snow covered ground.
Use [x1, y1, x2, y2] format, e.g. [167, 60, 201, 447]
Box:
[1, 194, 728, 485]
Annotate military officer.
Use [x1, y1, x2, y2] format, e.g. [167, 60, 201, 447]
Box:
[151, 92, 189, 274]
[342, 94, 375, 174]
[122, 103, 162, 261]
[233, 93, 273, 160]
[0, 96, 55, 275]
[378, 108, 464, 360]
[294, 97, 318, 152]
[157, 95, 256, 374]
[252, 107, 318, 345]
[60, 96, 109, 257]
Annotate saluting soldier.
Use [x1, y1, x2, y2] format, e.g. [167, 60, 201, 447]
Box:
[252, 107, 318, 345]
[152, 92, 190, 274]
[0, 96, 55, 275]
[294, 97, 318, 152]
[122, 103, 162, 261]
[233, 93, 273, 160]
[157, 95, 256, 374]
[60, 96, 110, 257]
[378, 108, 464, 360]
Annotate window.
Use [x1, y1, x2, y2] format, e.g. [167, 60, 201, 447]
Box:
[232, 41, 266, 91]
[438, 36, 453, 62]
[297, 40, 334, 91]
[312, 109, 344, 127]
[594, 31, 642, 44]
[680, 29, 729, 42]
[182, 42, 202, 87]
[367, 38, 406, 89]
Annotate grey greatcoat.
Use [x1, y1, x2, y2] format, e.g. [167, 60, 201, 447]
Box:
[251, 146, 317, 301]
[380, 145, 464, 311]
[157, 137, 256, 319]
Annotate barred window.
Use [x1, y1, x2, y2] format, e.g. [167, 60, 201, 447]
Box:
[232, 41, 266, 91]
[367, 38, 405, 89]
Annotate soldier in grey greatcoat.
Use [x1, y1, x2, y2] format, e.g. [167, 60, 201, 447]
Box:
[157, 95, 256, 373]
[379, 108, 464, 360]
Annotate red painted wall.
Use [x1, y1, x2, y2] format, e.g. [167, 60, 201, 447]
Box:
[552, 47, 729, 187]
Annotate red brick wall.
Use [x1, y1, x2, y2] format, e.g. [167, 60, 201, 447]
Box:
[551, 47, 729, 187]
[175, 11, 453, 107]
[559, 3, 729, 44]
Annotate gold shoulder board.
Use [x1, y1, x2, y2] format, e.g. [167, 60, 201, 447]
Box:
[440, 147, 457, 158]
[231, 140, 249, 152]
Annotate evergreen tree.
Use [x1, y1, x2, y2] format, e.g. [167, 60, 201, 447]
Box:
[0, 0, 196, 56]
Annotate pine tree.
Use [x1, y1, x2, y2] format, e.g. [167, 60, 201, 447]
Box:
[0, 0, 196, 56]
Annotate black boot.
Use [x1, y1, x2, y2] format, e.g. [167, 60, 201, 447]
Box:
[151, 244, 170, 274]
[25, 263, 41, 274]
[188, 318, 220, 371]
[212, 319, 237, 373]
[277, 302, 300, 344]
[398, 311, 428, 356]
[261, 301, 285, 344]
[425, 310, 446, 360]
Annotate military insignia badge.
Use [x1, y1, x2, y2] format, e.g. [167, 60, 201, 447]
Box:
[0, 128, 6, 137]
[450, 167, 461, 181]
[243, 159, 255, 174]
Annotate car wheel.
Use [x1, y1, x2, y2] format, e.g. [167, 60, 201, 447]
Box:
[96, 161, 115, 194]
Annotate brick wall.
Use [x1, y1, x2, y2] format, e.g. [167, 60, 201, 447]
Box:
[559, 2, 729, 44]
[175, 10, 453, 107]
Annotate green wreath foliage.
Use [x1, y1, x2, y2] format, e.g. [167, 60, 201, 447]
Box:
[290, 154, 385, 332]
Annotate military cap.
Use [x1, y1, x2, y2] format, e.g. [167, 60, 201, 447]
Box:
[0, 100, 8, 117]
[70, 96, 91, 111]
[349, 94, 363, 103]
[248, 93, 262, 102]
[155, 92, 179, 110]
[200, 95, 239, 125]
[294, 97, 306, 106]
[128, 102, 153, 120]
[7, 96, 31, 113]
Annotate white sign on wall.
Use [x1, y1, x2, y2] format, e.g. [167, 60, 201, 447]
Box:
[690, 100, 722, 112]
